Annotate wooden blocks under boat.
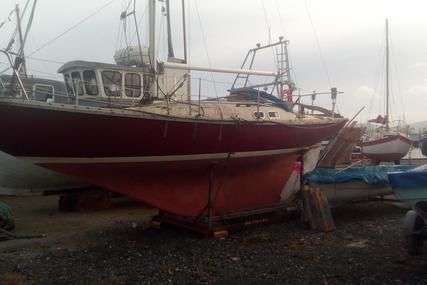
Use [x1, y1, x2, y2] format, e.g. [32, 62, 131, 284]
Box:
[301, 185, 336, 232]
[150, 204, 296, 238]
[59, 191, 112, 212]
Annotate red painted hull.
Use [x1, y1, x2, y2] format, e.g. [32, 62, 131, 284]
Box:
[0, 101, 346, 216]
[42, 154, 299, 217]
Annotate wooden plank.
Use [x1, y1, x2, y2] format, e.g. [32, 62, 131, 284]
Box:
[301, 185, 315, 228]
[312, 187, 336, 232]
[302, 185, 336, 232]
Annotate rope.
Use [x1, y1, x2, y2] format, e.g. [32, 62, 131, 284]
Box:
[303, 0, 332, 88]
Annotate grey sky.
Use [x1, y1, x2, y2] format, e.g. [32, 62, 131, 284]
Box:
[1, 0, 427, 123]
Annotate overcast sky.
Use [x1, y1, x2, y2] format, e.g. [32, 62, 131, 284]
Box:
[1, 0, 427, 124]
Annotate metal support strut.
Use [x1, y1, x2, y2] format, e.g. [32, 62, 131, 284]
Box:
[208, 164, 214, 229]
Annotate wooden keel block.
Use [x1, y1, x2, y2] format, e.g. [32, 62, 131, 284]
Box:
[150, 220, 162, 229]
[59, 191, 112, 212]
[213, 230, 228, 238]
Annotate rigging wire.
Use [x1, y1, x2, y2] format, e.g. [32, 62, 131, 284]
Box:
[389, 30, 405, 122]
[193, 1, 224, 118]
[27, 0, 117, 57]
[26, 56, 65, 65]
[20, 0, 37, 55]
[274, 0, 298, 88]
[303, 0, 332, 88]
[274, 0, 287, 36]
[114, 0, 128, 52]
[260, 0, 279, 70]
[1, 0, 117, 76]
[25, 67, 63, 79]
[157, 8, 165, 59]
[0, 9, 14, 30]
[130, 5, 148, 45]
[193, 1, 218, 98]
[28, 34, 50, 74]
[368, 28, 386, 120]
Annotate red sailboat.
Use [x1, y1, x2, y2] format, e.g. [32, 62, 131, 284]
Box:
[0, 0, 346, 218]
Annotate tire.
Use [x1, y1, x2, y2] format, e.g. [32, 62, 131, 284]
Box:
[0, 202, 15, 231]
[406, 233, 424, 256]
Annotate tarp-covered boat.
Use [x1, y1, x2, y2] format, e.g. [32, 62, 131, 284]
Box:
[306, 165, 415, 203]
[388, 164, 427, 207]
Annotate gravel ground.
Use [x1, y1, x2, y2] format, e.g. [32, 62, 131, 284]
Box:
[1, 202, 426, 285]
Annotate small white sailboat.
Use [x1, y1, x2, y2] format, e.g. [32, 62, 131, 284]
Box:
[361, 19, 411, 164]
[361, 132, 411, 163]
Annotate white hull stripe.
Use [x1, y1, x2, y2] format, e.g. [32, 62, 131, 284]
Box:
[18, 147, 305, 164]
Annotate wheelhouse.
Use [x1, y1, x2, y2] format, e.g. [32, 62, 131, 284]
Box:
[58, 61, 146, 103]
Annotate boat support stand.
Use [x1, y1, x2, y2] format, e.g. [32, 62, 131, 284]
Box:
[151, 163, 297, 237]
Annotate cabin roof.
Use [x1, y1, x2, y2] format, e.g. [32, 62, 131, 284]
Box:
[57, 60, 144, 74]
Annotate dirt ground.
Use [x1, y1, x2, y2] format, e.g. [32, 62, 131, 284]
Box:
[0, 195, 426, 285]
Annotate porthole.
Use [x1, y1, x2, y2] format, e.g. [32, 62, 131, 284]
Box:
[253, 111, 265, 119]
[267, 111, 280, 119]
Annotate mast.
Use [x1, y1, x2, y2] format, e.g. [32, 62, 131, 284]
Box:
[181, 0, 187, 64]
[165, 0, 174, 59]
[15, 4, 27, 76]
[148, 0, 157, 73]
[148, 0, 157, 100]
[385, 18, 390, 131]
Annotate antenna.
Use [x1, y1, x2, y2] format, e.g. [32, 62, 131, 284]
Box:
[385, 18, 390, 131]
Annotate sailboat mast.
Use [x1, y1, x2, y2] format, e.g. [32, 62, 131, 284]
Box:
[165, 0, 174, 59]
[15, 4, 27, 76]
[148, 0, 157, 73]
[181, 0, 188, 64]
[385, 18, 390, 131]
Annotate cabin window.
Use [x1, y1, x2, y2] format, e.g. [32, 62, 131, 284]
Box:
[83, 70, 98, 96]
[125, 73, 141, 97]
[267, 111, 280, 119]
[64, 74, 74, 96]
[71, 72, 84, 96]
[102, 71, 122, 97]
[33, 84, 54, 101]
[253, 111, 265, 119]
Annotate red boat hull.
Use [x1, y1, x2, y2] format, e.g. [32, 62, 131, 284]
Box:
[0, 101, 346, 216]
[41, 153, 299, 217]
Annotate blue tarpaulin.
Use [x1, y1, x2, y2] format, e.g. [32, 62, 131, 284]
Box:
[305, 165, 416, 187]
[388, 164, 427, 189]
